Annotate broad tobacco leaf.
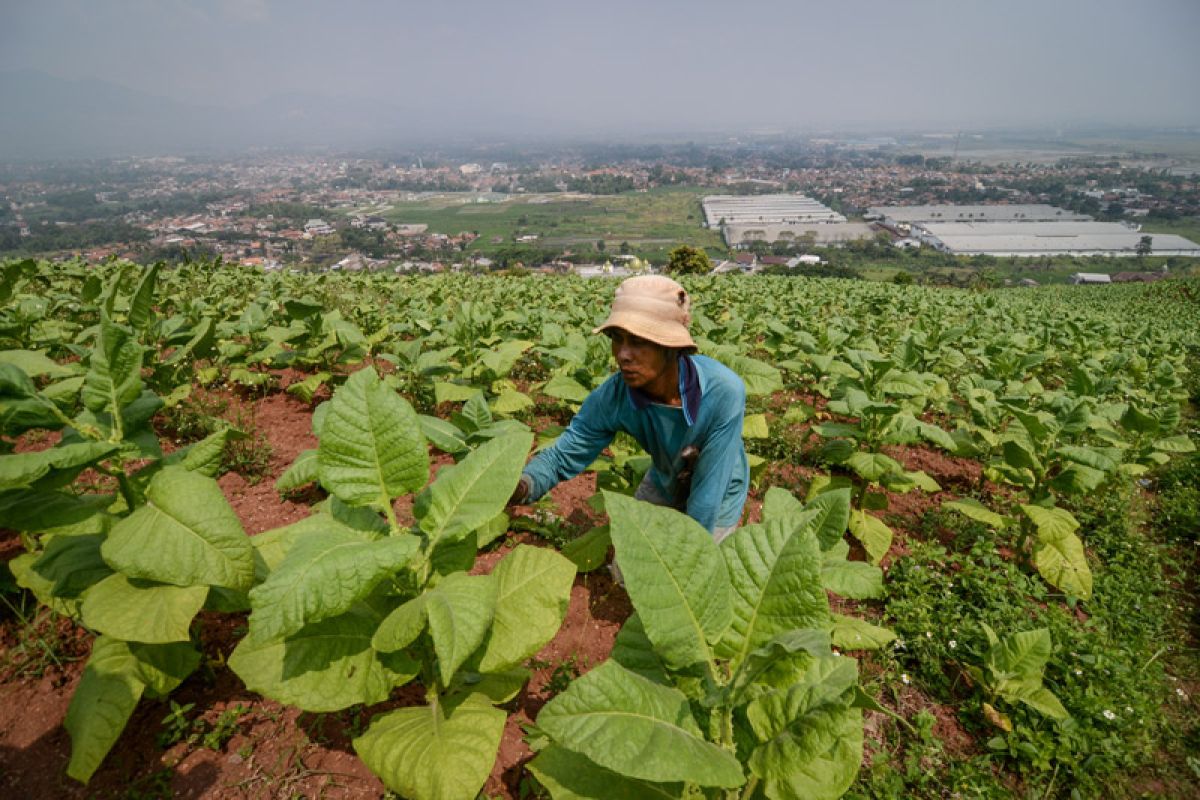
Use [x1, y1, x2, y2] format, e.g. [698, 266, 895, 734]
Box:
[81, 574, 208, 644]
[746, 657, 864, 800]
[528, 744, 684, 800]
[354, 694, 506, 800]
[475, 544, 576, 673]
[605, 492, 731, 670]
[248, 529, 420, 640]
[102, 466, 254, 592]
[81, 316, 143, 417]
[717, 509, 829, 669]
[229, 607, 417, 713]
[537, 661, 744, 788]
[318, 367, 428, 508]
[414, 431, 532, 545]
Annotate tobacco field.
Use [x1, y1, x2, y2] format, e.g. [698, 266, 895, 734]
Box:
[1, 257, 1198, 799]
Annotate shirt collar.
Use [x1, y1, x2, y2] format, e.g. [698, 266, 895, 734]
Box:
[627, 354, 701, 426]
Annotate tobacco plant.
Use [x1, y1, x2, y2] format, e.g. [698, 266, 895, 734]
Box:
[230, 366, 576, 800]
[529, 489, 888, 800]
[2, 264, 248, 782]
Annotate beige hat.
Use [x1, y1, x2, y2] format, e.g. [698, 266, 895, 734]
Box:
[593, 275, 696, 349]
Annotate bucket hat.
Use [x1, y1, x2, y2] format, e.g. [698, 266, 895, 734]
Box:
[593, 275, 696, 349]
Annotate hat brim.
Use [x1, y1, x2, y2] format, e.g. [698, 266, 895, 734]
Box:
[593, 311, 696, 349]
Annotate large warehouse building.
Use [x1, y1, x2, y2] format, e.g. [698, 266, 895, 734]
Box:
[869, 204, 1200, 257]
[703, 194, 845, 227]
[914, 221, 1200, 257]
[869, 204, 1092, 225]
[703, 194, 875, 247]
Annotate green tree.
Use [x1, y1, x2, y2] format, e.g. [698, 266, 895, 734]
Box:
[665, 245, 712, 275]
[1136, 235, 1153, 257]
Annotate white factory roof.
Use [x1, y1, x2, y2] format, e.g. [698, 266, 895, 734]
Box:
[870, 204, 1091, 223]
[922, 223, 1200, 257]
[703, 194, 845, 226]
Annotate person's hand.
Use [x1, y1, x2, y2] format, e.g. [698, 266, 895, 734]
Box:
[507, 476, 531, 506]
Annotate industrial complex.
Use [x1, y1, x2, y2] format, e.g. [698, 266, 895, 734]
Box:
[703, 196, 1200, 257]
[870, 203, 1200, 257]
[702, 194, 875, 248]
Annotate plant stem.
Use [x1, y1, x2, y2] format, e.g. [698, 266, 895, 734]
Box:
[740, 775, 760, 799]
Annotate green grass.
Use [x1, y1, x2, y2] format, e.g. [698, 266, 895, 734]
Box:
[1139, 217, 1200, 247]
[371, 187, 726, 257]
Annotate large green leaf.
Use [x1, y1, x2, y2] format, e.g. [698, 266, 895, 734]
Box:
[31, 532, 112, 598]
[81, 316, 143, 416]
[830, 613, 897, 651]
[0, 441, 119, 491]
[476, 544, 576, 673]
[318, 367, 429, 508]
[65, 636, 147, 783]
[848, 510, 892, 565]
[1020, 504, 1079, 539]
[128, 261, 160, 332]
[248, 530, 420, 640]
[102, 466, 253, 591]
[81, 574, 207, 643]
[610, 613, 670, 685]
[987, 626, 1052, 686]
[127, 640, 201, 697]
[229, 608, 417, 712]
[761, 486, 804, 523]
[0, 349, 76, 378]
[528, 745, 684, 799]
[414, 431, 532, 545]
[845, 451, 904, 483]
[820, 559, 884, 600]
[605, 492, 731, 670]
[717, 510, 829, 668]
[745, 657, 864, 800]
[425, 572, 498, 684]
[1034, 528, 1093, 600]
[537, 661, 744, 788]
[801, 488, 851, 551]
[943, 497, 1007, 529]
[275, 448, 319, 492]
[353, 695, 506, 800]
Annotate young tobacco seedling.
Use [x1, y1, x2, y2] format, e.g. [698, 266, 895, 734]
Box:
[966, 623, 1069, 733]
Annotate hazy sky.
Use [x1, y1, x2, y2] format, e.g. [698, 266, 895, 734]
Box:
[4, 0, 1199, 136]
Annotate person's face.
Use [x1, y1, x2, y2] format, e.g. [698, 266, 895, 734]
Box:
[608, 328, 671, 390]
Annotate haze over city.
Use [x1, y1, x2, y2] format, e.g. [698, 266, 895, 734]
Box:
[3, 0, 1199, 156]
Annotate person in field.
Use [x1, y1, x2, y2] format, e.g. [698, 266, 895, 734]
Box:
[509, 274, 748, 542]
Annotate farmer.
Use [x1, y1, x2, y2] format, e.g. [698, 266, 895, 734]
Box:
[509, 274, 748, 542]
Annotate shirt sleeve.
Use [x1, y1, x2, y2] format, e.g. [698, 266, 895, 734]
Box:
[521, 376, 621, 501]
[686, 376, 746, 532]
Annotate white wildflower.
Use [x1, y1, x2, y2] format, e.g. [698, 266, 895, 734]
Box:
[925, 631, 933, 639]
[901, 673, 911, 685]
[1074, 669, 1083, 676]
[1102, 709, 1116, 721]
[1176, 688, 1188, 700]
[949, 640, 957, 650]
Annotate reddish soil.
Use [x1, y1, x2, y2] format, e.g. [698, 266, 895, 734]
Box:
[0, 380, 1015, 799]
[0, 385, 637, 799]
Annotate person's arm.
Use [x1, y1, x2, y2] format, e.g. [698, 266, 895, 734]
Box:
[685, 378, 746, 532]
[518, 376, 621, 502]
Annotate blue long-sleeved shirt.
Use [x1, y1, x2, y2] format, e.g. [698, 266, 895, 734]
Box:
[522, 354, 748, 532]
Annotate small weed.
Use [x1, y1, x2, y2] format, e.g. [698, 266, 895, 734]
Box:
[544, 655, 580, 695]
[121, 767, 174, 800]
[157, 701, 249, 751]
[0, 593, 85, 680]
